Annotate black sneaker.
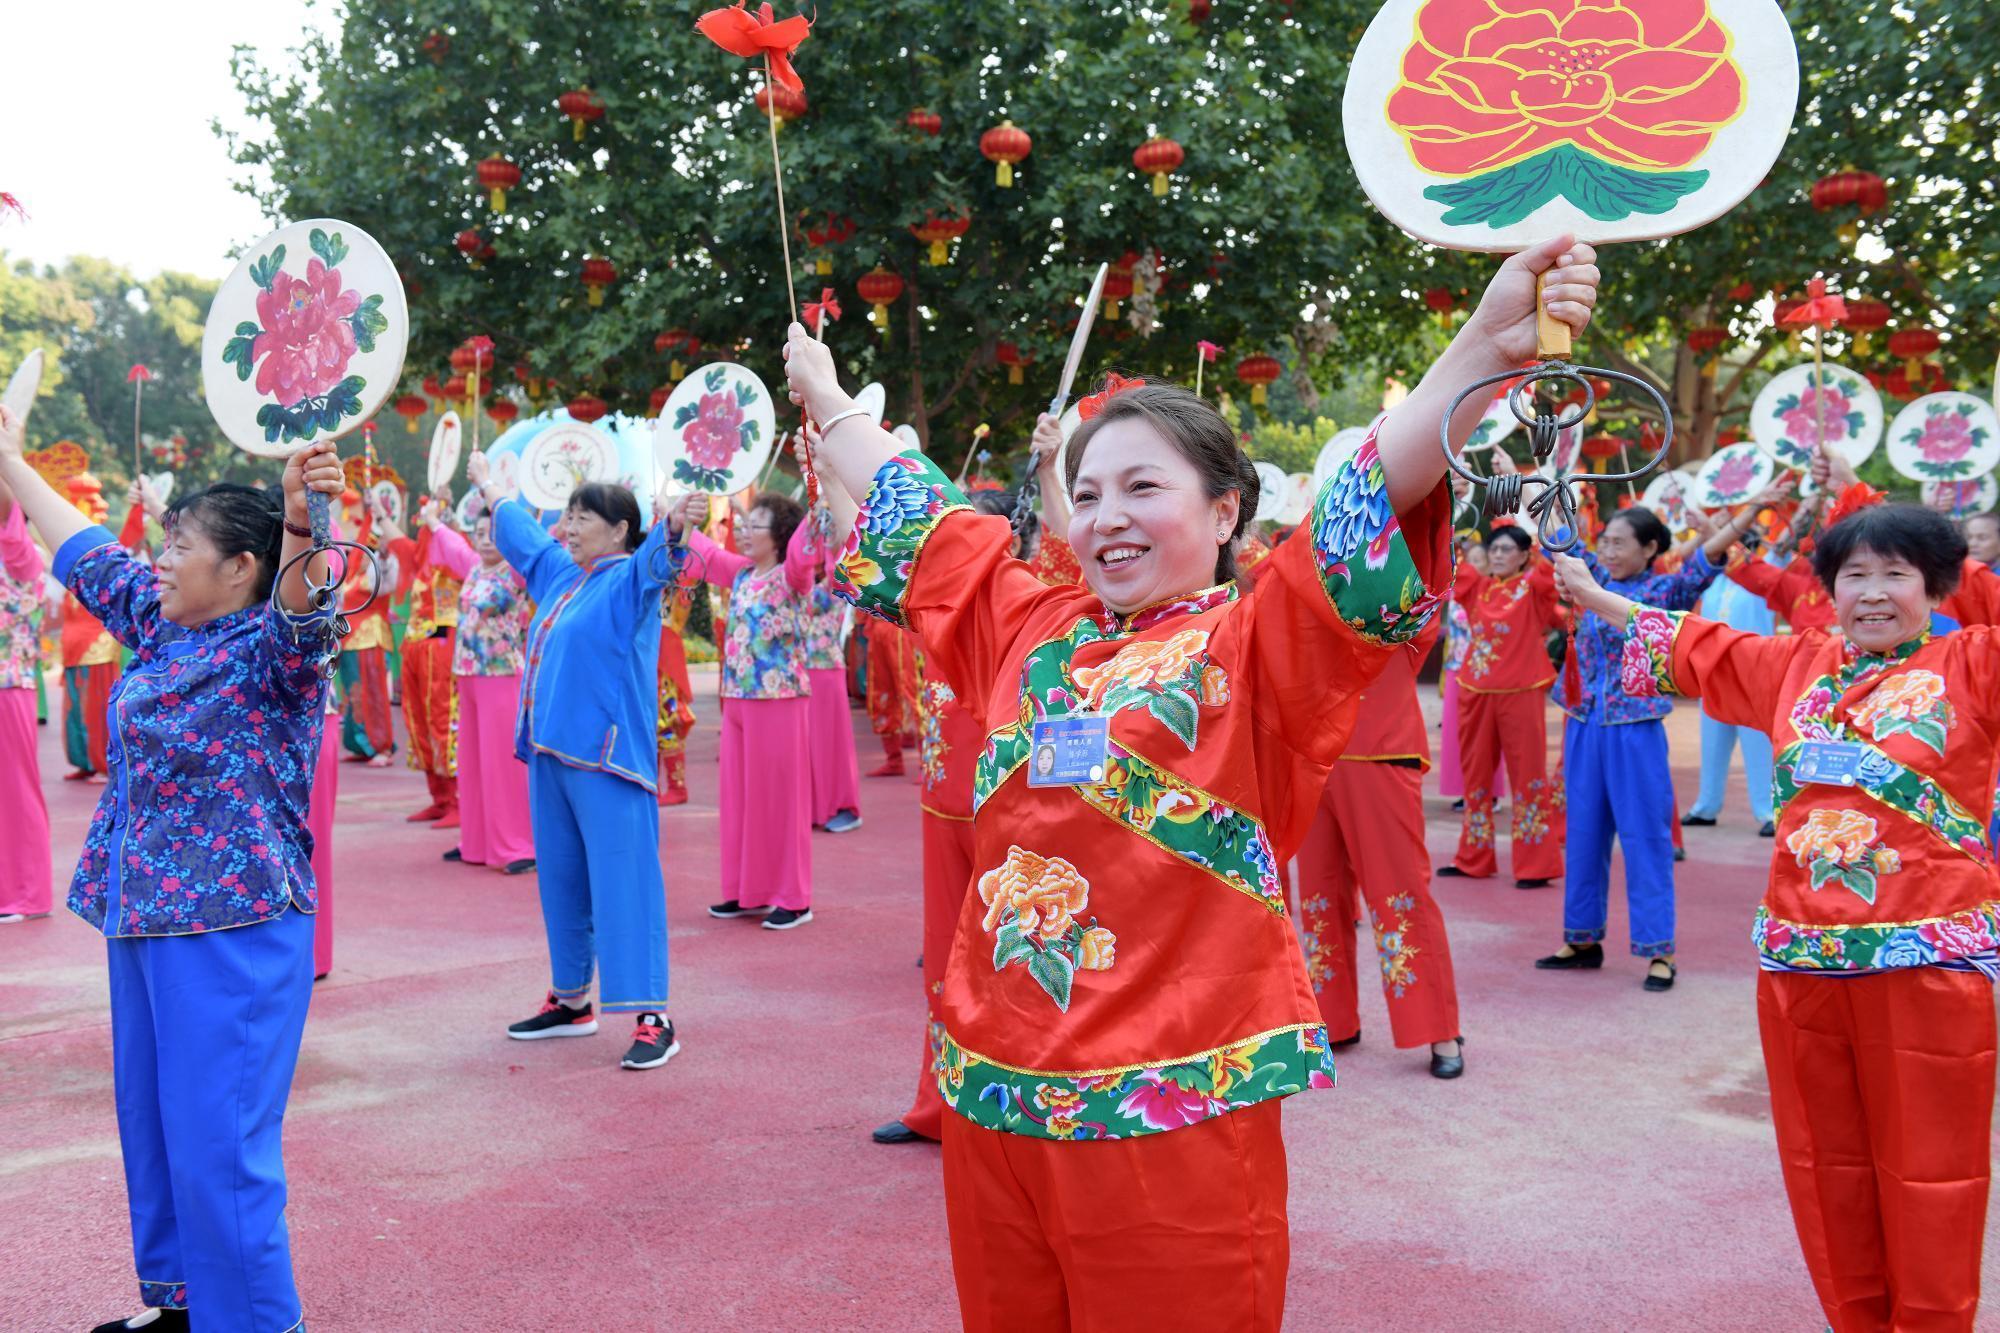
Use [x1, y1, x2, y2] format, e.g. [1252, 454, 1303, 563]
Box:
[709, 899, 774, 919]
[93, 1310, 190, 1333]
[507, 992, 598, 1040]
[503, 858, 537, 875]
[621, 1014, 680, 1069]
[762, 907, 813, 931]
[1758, 821, 1776, 838]
[442, 848, 464, 863]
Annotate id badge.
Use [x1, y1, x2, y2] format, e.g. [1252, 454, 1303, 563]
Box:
[1027, 715, 1111, 787]
[1794, 741, 1866, 787]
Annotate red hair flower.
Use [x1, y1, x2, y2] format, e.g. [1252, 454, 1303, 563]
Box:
[1077, 372, 1147, 421]
[696, 2, 813, 92]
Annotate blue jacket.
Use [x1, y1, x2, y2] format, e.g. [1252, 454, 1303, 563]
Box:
[1557, 547, 1720, 725]
[494, 498, 684, 791]
[55, 528, 339, 937]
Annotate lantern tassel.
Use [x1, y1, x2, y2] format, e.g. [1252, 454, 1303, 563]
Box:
[1152, 172, 1168, 197]
[929, 240, 947, 266]
[489, 186, 506, 212]
[997, 162, 1013, 188]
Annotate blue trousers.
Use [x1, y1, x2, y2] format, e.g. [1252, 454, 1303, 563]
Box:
[529, 756, 670, 1014]
[1563, 717, 1676, 957]
[109, 908, 313, 1331]
[1689, 706, 1774, 823]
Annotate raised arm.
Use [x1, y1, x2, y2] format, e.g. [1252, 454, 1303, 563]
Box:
[1029, 413, 1072, 536]
[272, 440, 347, 617]
[423, 508, 478, 581]
[0, 478, 44, 584]
[0, 405, 92, 553]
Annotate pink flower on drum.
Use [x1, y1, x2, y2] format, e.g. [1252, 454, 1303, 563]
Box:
[1712, 451, 1757, 499]
[1917, 413, 1975, 465]
[1115, 1072, 1227, 1132]
[683, 391, 746, 469]
[1781, 387, 1852, 444]
[1918, 914, 1998, 959]
[251, 258, 361, 403]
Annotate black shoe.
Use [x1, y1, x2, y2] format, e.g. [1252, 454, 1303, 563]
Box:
[1674, 847, 1686, 863]
[1436, 865, 1473, 879]
[1330, 1030, 1362, 1048]
[620, 1013, 680, 1069]
[1430, 1037, 1466, 1080]
[93, 1310, 190, 1333]
[1644, 961, 1678, 992]
[1535, 944, 1605, 970]
[507, 992, 598, 1040]
[708, 899, 774, 919]
[872, 1119, 929, 1144]
[1758, 821, 1776, 838]
[1514, 877, 1553, 889]
[1680, 813, 1716, 827]
[762, 906, 813, 931]
[1450, 798, 1466, 812]
[442, 847, 464, 863]
[503, 858, 537, 875]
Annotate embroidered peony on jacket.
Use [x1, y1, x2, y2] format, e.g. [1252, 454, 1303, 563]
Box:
[832, 435, 1450, 1141]
[1624, 608, 2000, 973]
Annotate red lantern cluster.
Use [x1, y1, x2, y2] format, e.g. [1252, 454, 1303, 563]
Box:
[857, 268, 905, 334]
[455, 228, 495, 268]
[567, 394, 610, 424]
[580, 256, 617, 307]
[1811, 169, 1888, 245]
[1133, 137, 1185, 196]
[477, 155, 521, 212]
[906, 108, 942, 136]
[557, 88, 606, 141]
[1235, 353, 1282, 406]
[979, 121, 1033, 188]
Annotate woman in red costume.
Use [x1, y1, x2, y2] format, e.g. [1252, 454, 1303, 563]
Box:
[1558, 500, 2000, 1333]
[786, 237, 1600, 1329]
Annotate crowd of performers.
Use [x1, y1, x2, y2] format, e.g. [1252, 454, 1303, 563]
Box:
[2, 235, 1995, 1332]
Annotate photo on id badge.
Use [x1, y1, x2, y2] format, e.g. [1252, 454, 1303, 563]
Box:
[1028, 715, 1110, 787]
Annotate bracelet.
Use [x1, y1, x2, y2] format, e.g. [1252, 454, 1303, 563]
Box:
[818, 406, 871, 437]
[283, 517, 312, 539]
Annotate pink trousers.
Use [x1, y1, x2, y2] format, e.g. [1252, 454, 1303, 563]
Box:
[806, 667, 862, 826]
[718, 696, 813, 911]
[455, 674, 535, 867]
[0, 688, 51, 916]
[308, 716, 340, 977]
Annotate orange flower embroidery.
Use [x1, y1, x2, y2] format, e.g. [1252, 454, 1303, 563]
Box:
[979, 846, 1090, 940]
[1786, 808, 1881, 868]
[1077, 926, 1116, 971]
[1071, 628, 1209, 708]
[1850, 670, 1953, 756]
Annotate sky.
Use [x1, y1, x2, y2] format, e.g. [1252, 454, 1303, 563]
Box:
[2, 0, 341, 278]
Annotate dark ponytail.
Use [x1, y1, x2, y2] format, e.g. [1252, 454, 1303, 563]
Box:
[165, 483, 286, 599]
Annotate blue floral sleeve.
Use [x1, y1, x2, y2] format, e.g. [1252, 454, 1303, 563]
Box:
[1307, 433, 1447, 646]
[1641, 546, 1721, 611]
[255, 600, 342, 703]
[832, 452, 973, 627]
[56, 528, 161, 654]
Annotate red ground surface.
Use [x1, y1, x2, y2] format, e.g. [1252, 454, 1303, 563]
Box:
[4, 679, 1997, 1331]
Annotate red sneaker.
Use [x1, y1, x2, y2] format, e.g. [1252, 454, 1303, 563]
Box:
[867, 757, 905, 778]
[405, 803, 446, 822]
[432, 804, 460, 829]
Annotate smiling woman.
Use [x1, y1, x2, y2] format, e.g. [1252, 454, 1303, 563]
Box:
[783, 236, 1602, 1327]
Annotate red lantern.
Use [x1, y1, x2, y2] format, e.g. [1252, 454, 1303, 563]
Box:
[449, 345, 476, 375]
[421, 30, 450, 63]
[442, 373, 468, 401]
[455, 228, 494, 268]
[1133, 137, 1185, 197]
[1580, 435, 1625, 474]
[1810, 169, 1888, 246]
[995, 341, 1027, 385]
[1100, 268, 1135, 322]
[1840, 297, 1891, 355]
[581, 256, 617, 307]
[649, 386, 672, 417]
[657, 328, 694, 382]
[1189, 0, 1212, 19]
[802, 213, 855, 276]
[910, 212, 970, 266]
[567, 394, 610, 424]
[906, 108, 942, 136]
[1726, 280, 1755, 302]
[756, 82, 808, 126]
[486, 398, 520, 428]
[857, 267, 905, 334]
[1887, 326, 1941, 380]
[1687, 325, 1728, 377]
[394, 394, 427, 433]
[1235, 353, 1282, 406]
[980, 121, 1033, 188]
[477, 155, 521, 212]
[557, 88, 606, 141]
[422, 373, 446, 401]
[1422, 286, 1456, 328]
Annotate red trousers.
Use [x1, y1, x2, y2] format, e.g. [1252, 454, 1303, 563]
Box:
[866, 620, 918, 749]
[906, 812, 976, 1139]
[1759, 969, 1994, 1332]
[400, 630, 458, 780]
[1453, 687, 1564, 879]
[942, 1100, 1288, 1332]
[1296, 763, 1460, 1048]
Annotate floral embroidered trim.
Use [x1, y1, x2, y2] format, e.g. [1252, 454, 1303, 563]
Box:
[832, 451, 972, 627]
[1073, 743, 1286, 914]
[1621, 606, 1683, 697]
[977, 846, 1115, 1011]
[139, 1280, 188, 1310]
[1309, 434, 1440, 646]
[1772, 741, 1990, 869]
[1754, 903, 2000, 971]
[936, 1023, 1336, 1141]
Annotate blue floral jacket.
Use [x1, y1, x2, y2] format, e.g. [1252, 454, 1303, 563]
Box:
[1556, 547, 1720, 725]
[55, 528, 340, 937]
